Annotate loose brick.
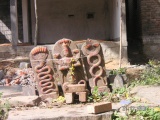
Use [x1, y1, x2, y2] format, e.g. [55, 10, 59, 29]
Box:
[79, 92, 87, 102]
[87, 102, 112, 114]
[65, 93, 74, 104]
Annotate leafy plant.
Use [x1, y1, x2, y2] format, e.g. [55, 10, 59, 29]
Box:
[68, 58, 76, 84]
[53, 96, 66, 103]
[109, 86, 130, 102]
[88, 86, 108, 102]
[109, 68, 126, 75]
[0, 93, 10, 120]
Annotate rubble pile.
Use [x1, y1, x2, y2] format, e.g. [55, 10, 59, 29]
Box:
[0, 68, 35, 86]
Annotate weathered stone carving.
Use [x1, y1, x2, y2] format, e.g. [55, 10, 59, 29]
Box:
[52, 38, 85, 84]
[30, 46, 59, 99]
[52, 38, 88, 103]
[81, 39, 109, 93]
[29, 39, 109, 102]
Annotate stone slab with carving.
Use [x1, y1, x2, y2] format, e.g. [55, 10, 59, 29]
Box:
[29, 46, 59, 99]
[52, 38, 85, 85]
[81, 39, 109, 93]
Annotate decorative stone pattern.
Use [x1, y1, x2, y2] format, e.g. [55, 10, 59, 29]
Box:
[29, 46, 59, 99]
[81, 39, 109, 93]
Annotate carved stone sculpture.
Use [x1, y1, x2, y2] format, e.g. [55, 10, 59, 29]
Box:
[52, 38, 85, 84]
[81, 39, 109, 93]
[30, 46, 59, 99]
[52, 38, 88, 103]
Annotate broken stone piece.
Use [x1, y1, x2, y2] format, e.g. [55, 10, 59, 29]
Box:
[65, 93, 74, 104]
[79, 92, 87, 102]
[1, 96, 41, 107]
[112, 74, 124, 90]
[63, 83, 86, 93]
[87, 102, 112, 114]
[19, 62, 30, 69]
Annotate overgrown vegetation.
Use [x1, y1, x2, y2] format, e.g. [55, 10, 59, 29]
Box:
[112, 106, 160, 120]
[139, 60, 160, 85]
[0, 92, 10, 120]
[88, 86, 108, 102]
[111, 60, 160, 120]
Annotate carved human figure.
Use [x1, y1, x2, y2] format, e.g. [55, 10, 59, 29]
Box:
[30, 46, 59, 99]
[52, 38, 85, 85]
[81, 39, 109, 93]
[52, 38, 87, 103]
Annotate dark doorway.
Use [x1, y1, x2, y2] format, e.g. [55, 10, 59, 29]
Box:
[125, 0, 148, 64]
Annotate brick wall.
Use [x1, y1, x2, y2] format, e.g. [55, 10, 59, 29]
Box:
[0, 0, 23, 44]
[140, 0, 160, 59]
[140, 0, 160, 43]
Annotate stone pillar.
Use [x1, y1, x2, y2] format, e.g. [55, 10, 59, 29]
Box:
[22, 0, 29, 43]
[10, 0, 18, 49]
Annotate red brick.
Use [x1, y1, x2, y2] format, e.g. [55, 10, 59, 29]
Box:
[87, 102, 112, 114]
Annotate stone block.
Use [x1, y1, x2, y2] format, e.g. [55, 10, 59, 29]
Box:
[0, 85, 22, 98]
[19, 62, 30, 69]
[87, 102, 112, 114]
[112, 75, 124, 90]
[63, 84, 86, 93]
[2, 96, 41, 107]
[40, 92, 59, 101]
[22, 86, 36, 96]
[0, 70, 4, 80]
[65, 93, 74, 104]
[79, 92, 87, 102]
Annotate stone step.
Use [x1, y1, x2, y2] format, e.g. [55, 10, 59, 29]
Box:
[7, 105, 113, 120]
[0, 85, 22, 98]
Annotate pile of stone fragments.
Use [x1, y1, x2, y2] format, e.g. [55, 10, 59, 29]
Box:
[0, 67, 35, 86]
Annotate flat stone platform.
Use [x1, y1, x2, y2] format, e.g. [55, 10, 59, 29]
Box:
[7, 105, 113, 120]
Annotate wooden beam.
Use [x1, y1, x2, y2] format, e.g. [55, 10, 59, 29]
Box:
[121, 0, 127, 46]
[34, 0, 38, 46]
[10, 0, 18, 47]
[22, 0, 29, 43]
